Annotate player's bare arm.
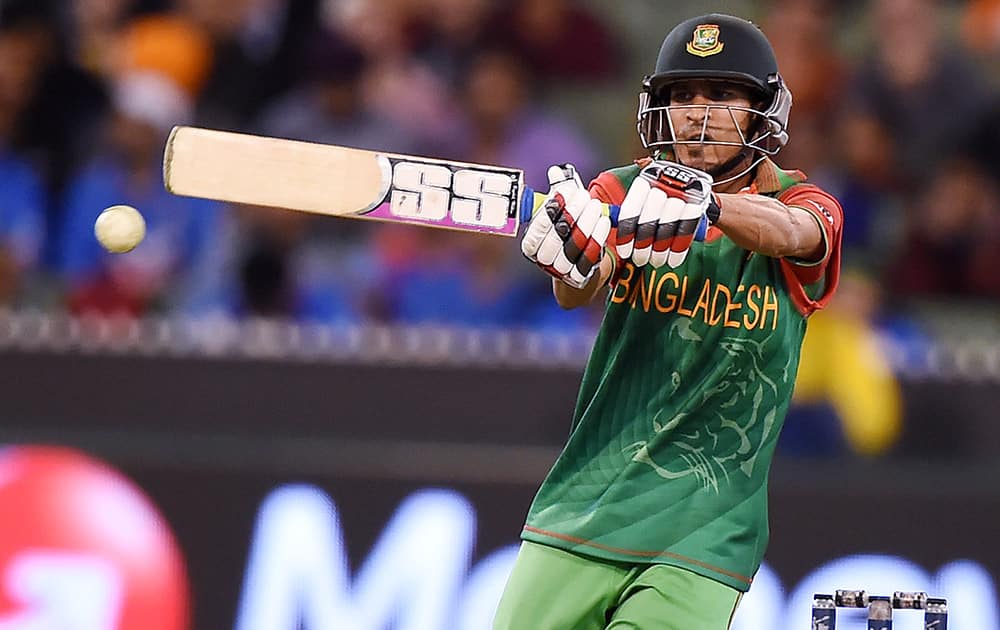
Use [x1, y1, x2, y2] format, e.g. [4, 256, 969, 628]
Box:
[713, 193, 825, 261]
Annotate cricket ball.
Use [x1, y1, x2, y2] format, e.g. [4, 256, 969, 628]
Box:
[95, 204, 146, 253]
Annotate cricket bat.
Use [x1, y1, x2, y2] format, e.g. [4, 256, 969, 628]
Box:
[163, 126, 618, 236]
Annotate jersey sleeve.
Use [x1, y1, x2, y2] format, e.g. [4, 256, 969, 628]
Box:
[589, 170, 629, 206]
[776, 184, 843, 317]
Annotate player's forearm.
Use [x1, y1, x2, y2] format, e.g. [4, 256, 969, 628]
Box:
[714, 193, 823, 260]
[553, 254, 614, 308]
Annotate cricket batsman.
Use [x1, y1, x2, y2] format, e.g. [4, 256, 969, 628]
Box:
[501, 13, 844, 629]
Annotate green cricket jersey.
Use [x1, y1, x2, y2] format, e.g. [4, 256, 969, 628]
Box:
[522, 159, 843, 591]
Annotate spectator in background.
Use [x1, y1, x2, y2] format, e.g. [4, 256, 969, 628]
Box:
[57, 16, 223, 316]
[406, 0, 495, 89]
[0, 154, 45, 307]
[783, 268, 904, 457]
[969, 100, 1000, 180]
[0, 7, 49, 305]
[490, 0, 620, 83]
[178, 0, 320, 130]
[852, 0, 994, 186]
[886, 157, 1000, 300]
[452, 48, 598, 191]
[961, 0, 1000, 59]
[111, 11, 214, 97]
[960, 0, 1000, 186]
[205, 204, 359, 322]
[1, 0, 108, 269]
[322, 0, 458, 151]
[255, 33, 420, 153]
[816, 106, 902, 269]
[364, 220, 603, 329]
[369, 230, 560, 327]
[320, 0, 412, 62]
[762, 0, 846, 176]
[67, 0, 137, 77]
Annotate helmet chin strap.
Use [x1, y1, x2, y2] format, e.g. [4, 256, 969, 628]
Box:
[704, 148, 761, 189]
[707, 148, 753, 178]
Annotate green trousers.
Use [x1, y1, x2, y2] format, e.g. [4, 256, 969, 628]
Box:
[493, 541, 742, 630]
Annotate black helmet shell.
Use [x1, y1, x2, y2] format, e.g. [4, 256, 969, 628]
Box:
[647, 14, 779, 97]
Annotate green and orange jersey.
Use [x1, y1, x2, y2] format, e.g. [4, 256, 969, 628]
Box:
[521, 159, 843, 591]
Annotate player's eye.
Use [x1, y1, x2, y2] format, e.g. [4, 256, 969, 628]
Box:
[669, 89, 693, 103]
[711, 87, 736, 100]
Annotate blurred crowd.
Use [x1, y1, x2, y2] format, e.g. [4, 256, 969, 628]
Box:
[0, 0, 998, 451]
[0, 0, 621, 328]
[2, 0, 998, 321]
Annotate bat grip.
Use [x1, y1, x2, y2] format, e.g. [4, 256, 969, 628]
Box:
[521, 188, 620, 227]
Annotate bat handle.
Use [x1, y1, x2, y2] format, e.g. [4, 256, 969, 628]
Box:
[521, 188, 620, 228]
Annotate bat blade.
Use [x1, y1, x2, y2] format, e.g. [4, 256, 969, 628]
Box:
[163, 126, 530, 236]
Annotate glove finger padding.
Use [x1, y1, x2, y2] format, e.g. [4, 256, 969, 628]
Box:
[566, 199, 608, 287]
[649, 196, 684, 268]
[525, 201, 577, 283]
[520, 198, 556, 260]
[632, 186, 667, 267]
[616, 176, 649, 260]
[541, 166, 587, 273]
[546, 164, 585, 199]
[562, 188, 599, 260]
[536, 197, 569, 268]
[670, 177, 712, 267]
[664, 200, 704, 267]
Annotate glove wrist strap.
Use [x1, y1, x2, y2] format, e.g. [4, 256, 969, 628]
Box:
[706, 193, 722, 225]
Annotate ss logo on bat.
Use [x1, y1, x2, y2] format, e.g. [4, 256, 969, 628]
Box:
[389, 160, 519, 229]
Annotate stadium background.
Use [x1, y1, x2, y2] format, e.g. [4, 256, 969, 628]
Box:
[0, 0, 998, 628]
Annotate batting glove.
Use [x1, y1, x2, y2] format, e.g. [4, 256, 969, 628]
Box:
[521, 164, 613, 289]
[615, 160, 721, 268]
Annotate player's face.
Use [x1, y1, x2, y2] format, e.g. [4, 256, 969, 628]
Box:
[665, 79, 757, 173]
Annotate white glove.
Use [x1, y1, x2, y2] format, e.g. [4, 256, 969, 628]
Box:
[521, 164, 612, 289]
[615, 160, 719, 269]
